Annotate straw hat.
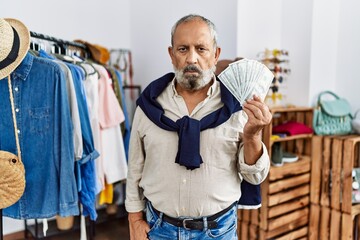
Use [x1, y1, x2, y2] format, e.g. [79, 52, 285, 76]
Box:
[0, 18, 30, 80]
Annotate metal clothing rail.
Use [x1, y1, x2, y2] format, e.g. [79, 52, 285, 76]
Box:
[30, 31, 88, 50]
[1, 209, 3, 240]
[30, 31, 90, 57]
[109, 48, 131, 54]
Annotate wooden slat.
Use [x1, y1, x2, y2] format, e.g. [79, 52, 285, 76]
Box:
[268, 196, 309, 218]
[295, 138, 305, 155]
[242, 209, 251, 222]
[276, 226, 308, 240]
[271, 134, 313, 144]
[330, 209, 341, 240]
[341, 213, 353, 240]
[268, 208, 309, 231]
[237, 209, 242, 221]
[320, 137, 331, 207]
[309, 204, 320, 240]
[352, 204, 360, 218]
[240, 222, 249, 240]
[310, 136, 323, 204]
[269, 173, 310, 194]
[268, 184, 310, 207]
[250, 209, 258, 226]
[331, 138, 343, 210]
[266, 213, 308, 238]
[342, 138, 358, 213]
[260, 177, 269, 230]
[269, 155, 310, 181]
[249, 224, 258, 240]
[305, 109, 314, 127]
[320, 206, 330, 240]
[270, 106, 314, 113]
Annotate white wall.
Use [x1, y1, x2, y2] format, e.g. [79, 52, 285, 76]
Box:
[309, 0, 360, 112]
[0, 0, 132, 49]
[281, 0, 313, 107]
[237, 0, 283, 59]
[334, 0, 360, 113]
[129, 0, 238, 87]
[308, 0, 340, 106]
[238, 0, 313, 107]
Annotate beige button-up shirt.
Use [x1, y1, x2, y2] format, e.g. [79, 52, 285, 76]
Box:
[125, 77, 270, 218]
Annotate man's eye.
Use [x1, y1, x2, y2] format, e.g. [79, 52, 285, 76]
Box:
[178, 48, 187, 52]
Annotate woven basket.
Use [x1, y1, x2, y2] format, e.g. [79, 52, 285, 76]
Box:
[56, 215, 75, 230]
[0, 150, 25, 209]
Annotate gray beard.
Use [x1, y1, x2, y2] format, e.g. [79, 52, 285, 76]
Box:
[174, 65, 216, 91]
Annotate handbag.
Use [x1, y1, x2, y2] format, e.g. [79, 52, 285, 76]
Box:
[0, 76, 26, 209]
[313, 91, 353, 135]
[352, 109, 360, 134]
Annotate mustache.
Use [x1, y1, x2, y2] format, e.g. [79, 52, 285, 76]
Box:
[183, 65, 201, 74]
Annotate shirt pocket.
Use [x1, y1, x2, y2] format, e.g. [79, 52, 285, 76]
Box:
[202, 127, 240, 169]
[29, 108, 50, 134]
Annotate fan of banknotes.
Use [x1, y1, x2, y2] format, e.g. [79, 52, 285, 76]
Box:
[218, 58, 274, 105]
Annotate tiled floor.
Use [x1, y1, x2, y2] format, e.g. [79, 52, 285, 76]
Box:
[4, 206, 130, 240]
[4, 217, 130, 240]
[47, 217, 130, 240]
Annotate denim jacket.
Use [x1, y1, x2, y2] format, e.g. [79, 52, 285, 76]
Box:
[0, 53, 79, 219]
[38, 50, 99, 220]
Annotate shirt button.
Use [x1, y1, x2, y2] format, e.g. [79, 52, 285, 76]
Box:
[17, 129, 20, 134]
[182, 207, 186, 212]
[14, 87, 19, 92]
[15, 108, 19, 112]
[182, 179, 187, 183]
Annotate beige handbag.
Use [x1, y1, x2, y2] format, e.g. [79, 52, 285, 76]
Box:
[0, 76, 26, 209]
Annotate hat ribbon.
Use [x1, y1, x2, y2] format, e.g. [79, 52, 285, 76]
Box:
[0, 27, 20, 69]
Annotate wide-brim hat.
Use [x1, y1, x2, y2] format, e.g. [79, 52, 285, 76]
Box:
[0, 18, 30, 80]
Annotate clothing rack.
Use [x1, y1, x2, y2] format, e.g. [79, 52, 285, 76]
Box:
[21, 31, 131, 240]
[1, 209, 3, 240]
[24, 31, 96, 240]
[30, 31, 90, 58]
[109, 48, 131, 54]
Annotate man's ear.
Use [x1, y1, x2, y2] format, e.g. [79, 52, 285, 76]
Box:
[214, 47, 221, 65]
[168, 46, 175, 64]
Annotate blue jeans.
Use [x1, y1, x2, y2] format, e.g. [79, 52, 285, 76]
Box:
[145, 202, 238, 240]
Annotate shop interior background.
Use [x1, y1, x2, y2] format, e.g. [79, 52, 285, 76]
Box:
[1, 0, 360, 235]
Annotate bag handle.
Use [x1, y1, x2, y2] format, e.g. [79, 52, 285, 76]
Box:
[355, 109, 360, 118]
[317, 91, 341, 105]
[7, 75, 22, 164]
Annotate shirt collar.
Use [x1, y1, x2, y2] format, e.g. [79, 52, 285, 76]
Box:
[11, 52, 34, 81]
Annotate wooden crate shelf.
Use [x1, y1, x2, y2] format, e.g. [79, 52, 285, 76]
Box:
[309, 135, 360, 240]
[238, 107, 314, 240]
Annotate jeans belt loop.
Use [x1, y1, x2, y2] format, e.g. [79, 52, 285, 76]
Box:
[203, 217, 208, 231]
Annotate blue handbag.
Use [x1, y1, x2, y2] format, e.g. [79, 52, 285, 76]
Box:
[313, 91, 353, 135]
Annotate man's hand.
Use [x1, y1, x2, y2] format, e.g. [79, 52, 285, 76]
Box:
[128, 212, 150, 240]
[242, 95, 272, 165]
[242, 95, 272, 138]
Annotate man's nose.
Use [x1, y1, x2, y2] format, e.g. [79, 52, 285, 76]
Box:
[186, 49, 198, 64]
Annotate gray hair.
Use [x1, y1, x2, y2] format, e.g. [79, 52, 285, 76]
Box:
[170, 14, 218, 49]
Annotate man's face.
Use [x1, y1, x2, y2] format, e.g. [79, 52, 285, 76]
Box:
[169, 19, 220, 90]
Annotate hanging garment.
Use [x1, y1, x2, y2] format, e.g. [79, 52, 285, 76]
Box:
[94, 63, 128, 186]
[1, 53, 79, 219]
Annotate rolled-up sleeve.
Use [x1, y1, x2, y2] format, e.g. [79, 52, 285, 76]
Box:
[238, 142, 270, 184]
[125, 108, 146, 213]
